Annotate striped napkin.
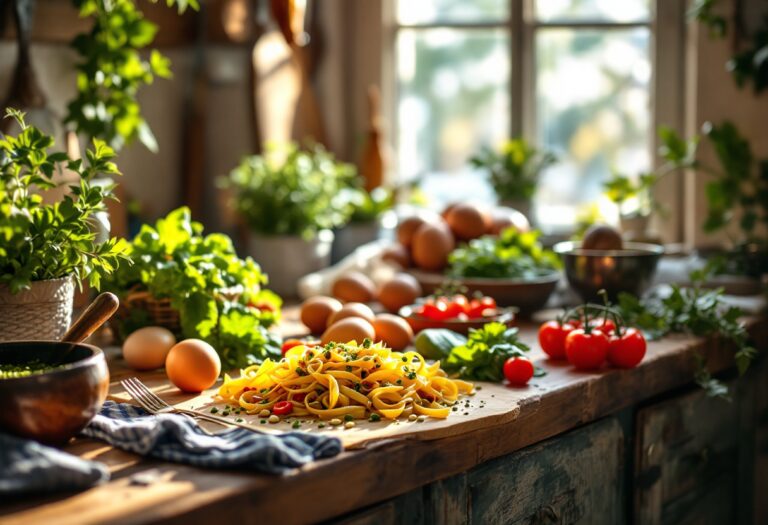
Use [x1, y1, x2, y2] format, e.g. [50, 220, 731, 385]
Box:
[0, 433, 108, 495]
[81, 401, 342, 473]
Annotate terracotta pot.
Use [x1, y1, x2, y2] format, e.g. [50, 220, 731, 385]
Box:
[0, 276, 74, 342]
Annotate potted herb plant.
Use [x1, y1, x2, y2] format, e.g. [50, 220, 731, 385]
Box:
[0, 109, 128, 341]
[603, 171, 659, 239]
[226, 143, 355, 297]
[469, 138, 556, 221]
[332, 186, 393, 263]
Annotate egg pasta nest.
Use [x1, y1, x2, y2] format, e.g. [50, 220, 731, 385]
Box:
[217, 340, 474, 420]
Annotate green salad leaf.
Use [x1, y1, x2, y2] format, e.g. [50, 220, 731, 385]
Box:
[442, 322, 541, 382]
[448, 228, 560, 280]
[104, 207, 281, 370]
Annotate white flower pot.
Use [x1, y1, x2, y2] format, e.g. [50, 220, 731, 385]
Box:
[331, 222, 382, 264]
[248, 231, 334, 298]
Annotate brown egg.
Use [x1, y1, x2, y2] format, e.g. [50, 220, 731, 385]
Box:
[321, 317, 376, 345]
[165, 339, 221, 393]
[441, 202, 460, 219]
[582, 224, 624, 250]
[411, 222, 455, 272]
[372, 314, 414, 351]
[490, 207, 531, 235]
[381, 243, 411, 268]
[378, 273, 422, 313]
[445, 203, 489, 241]
[331, 272, 376, 303]
[396, 213, 437, 248]
[327, 302, 376, 326]
[300, 296, 342, 334]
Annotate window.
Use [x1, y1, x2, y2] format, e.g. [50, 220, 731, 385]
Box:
[388, 0, 672, 234]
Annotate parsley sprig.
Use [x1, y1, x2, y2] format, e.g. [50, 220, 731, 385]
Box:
[616, 270, 758, 399]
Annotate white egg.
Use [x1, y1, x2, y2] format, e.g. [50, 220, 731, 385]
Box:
[122, 326, 177, 370]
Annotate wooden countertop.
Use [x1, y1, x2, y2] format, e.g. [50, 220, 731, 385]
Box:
[1, 311, 766, 525]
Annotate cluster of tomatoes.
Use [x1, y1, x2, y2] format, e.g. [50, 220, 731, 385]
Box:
[538, 310, 647, 370]
[414, 294, 497, 320]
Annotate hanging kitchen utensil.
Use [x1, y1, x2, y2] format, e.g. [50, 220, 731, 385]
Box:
[0, 0, 58, 137]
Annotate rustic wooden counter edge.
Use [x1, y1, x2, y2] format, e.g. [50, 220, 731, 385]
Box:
[1, 320, 766, 525]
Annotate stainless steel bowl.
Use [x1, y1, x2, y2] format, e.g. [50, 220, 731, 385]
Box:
[554, 241, 664, 302]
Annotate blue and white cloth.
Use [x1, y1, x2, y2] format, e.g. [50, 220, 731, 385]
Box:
[81, 401, 342, 473]
[0, 401, 342, 495]
[0, 433, 108, 495]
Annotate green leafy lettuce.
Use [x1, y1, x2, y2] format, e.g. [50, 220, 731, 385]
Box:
[104, 207, 281, 370]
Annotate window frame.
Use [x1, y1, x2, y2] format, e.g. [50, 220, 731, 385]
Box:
[350, 0, 687, 242]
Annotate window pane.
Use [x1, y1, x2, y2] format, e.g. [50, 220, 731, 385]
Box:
[536, 0, 650, 23]
[535, 28, 651, 230]
[396, 28, 510, 184]
[396, 0, 508, 25]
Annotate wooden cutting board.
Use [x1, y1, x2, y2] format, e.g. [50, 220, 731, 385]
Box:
[108, 364, 536, 450]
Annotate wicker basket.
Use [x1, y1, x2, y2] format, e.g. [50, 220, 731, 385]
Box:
[0, 276, 75, 342]
[110, 290, 181, 343]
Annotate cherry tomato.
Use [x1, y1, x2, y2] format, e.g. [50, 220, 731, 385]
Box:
[564, 329, 609, 370]
[420, 300, 451, 320]
[281, 339, 304, 355]
[272, 401, 293, 415]
[503, 357, 534, 385]
[589, 318, 617, 336]
[538, 321, 575, 360]
[467, 296, 497, 318]
[607, 328, 647, 368]
[444, 295, 469, 318]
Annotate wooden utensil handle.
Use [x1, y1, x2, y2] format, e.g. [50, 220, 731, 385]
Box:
[62, 292, 120, 343]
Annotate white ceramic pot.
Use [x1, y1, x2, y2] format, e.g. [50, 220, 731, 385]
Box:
[0, 276, 74, 341]
[248, 230, 334, 298]
[331, 222, 381, 264]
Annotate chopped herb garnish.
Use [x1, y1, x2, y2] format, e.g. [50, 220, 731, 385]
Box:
[210, 407, 218, 414]
[292, 421, 301, 429]
[344, 414, 354, 422]
[346, 366, 353, 372]
[369, 413, 381, 422]
[362, 338, 372, 348]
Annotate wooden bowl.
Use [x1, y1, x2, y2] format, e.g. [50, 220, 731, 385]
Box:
[406, 269, 561, 317]
[398, 305, 516, 335]
[0, 341, 109, 445]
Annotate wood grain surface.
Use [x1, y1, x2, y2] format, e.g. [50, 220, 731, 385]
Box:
[0, 313, 765, 525]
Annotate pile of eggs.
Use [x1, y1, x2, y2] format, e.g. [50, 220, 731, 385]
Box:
[383, 204, 530, 273]
[301, 297, 414, 351]
[122, 327, 220, 393]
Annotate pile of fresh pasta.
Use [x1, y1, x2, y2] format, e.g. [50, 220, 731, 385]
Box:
[217, 340, 474, 420]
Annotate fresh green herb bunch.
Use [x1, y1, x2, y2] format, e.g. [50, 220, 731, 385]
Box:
[226, 143, 358, 238]
[342, 187, 393, 224]
[616, 270, 757, 400]
[66, 0, 198, 152]
[443, 322, 543, 381]
[448, 228, 560, 280]
[103, 207, 282, 370]
[470, 138, 557, 202]
[0, 109, 129, 293]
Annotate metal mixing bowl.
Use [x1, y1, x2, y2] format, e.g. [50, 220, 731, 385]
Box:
[554, 241, 664, 302]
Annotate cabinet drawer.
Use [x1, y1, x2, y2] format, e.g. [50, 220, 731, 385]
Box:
[634, 384, 744, 525]
[428, 417, 624, 525]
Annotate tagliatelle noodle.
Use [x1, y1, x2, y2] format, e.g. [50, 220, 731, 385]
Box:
[216, 340, 474, 420]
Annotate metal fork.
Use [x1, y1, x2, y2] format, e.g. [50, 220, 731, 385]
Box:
[120, 377, 271, 434]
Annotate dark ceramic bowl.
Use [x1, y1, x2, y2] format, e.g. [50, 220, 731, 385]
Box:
[554, 241, 664, 302]
[407, 269, 561, 317]
[0, 341, 109, 445]
[398, 305, 516, 335]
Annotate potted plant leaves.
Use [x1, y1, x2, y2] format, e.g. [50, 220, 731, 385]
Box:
[603, 172, 659, 240]
[0, 109, 128, 341]
[226, 143, 356, 297]
[331, 186, 393, 263]
[103, 207, 282, 370]
[469, 138, 556, 222]
[664, 121, 768, 279]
